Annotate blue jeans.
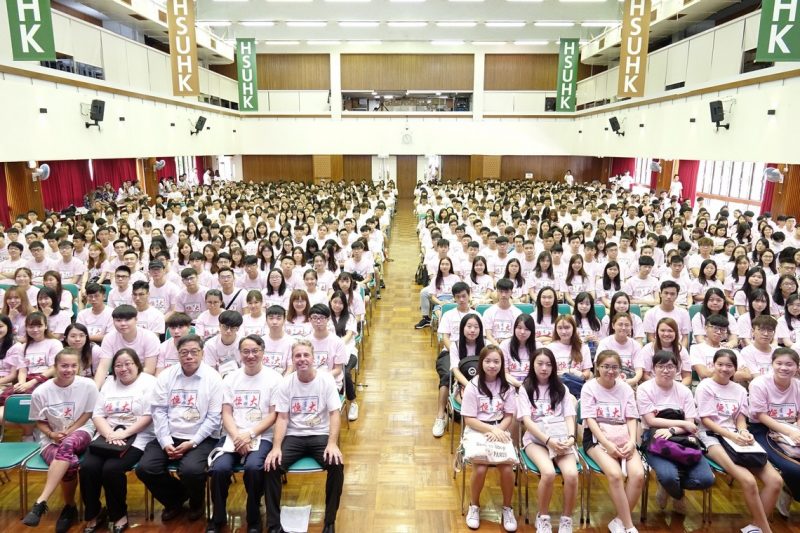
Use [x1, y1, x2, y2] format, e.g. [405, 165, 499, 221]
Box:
[752, 423, 800, 501]
[642, 430, 715, 499]
[209, 439, 273, 527]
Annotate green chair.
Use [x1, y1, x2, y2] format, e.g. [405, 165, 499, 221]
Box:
[594, 304, 607, 321]
[515, 303, 535, 315]
[0, 395, 39, 518]
[629, 304, 642, 318]
[431, 302, 457, 348]
[688, 304, 702, 321]
[476, 304, 491, 315]
[558, 303, 572, 316]
[63, 283, 80, 318]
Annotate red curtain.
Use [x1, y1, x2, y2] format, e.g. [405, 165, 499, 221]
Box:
[91, 158, 137, 190]
[611, 157, 636, 177]
[761, 163, 778, 215]
[195, 156, 205, 184]
[156, 157, 177, 181]
[40, 160, 93, 211]
[0, 164, 10, 226]
[677, 160, 700, 207]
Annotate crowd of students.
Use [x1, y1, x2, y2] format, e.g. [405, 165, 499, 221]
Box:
[0, 178, 394, 533]
[416, 179, 800, 533]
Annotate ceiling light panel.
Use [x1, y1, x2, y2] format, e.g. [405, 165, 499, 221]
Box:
[485, 21, 526, 28]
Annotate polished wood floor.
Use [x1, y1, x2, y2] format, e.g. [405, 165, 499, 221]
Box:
[1, 199, 799, 532]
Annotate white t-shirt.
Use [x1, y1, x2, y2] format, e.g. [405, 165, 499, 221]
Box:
[94, 373, 157, 450]
[482, 305, 522, 342]
[136, 307, 166, 336]
[100, 329, 161, 364]
[32, 376, 98, 447]
[222, 366, 283, 442]
[261, 334, 295, 374]
[273, 371, 342, 437]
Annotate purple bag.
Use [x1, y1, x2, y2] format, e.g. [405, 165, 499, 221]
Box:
[648, 436, 703, 466]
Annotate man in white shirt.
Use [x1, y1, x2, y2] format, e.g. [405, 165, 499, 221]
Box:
[264, 340, 344, 533]
[207, 335, 282, 533]
[53, 240, 84, 284]
[95, 304, 161, 387]
[76, 283, 113, 344]
[136, 334, 222, 522]
[26, 240, 52, 284]
[642, 280, 691, 347]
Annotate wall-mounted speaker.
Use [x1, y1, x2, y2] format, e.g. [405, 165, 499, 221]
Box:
[90, 99, 105, 122]
[544, 97, 556, 112]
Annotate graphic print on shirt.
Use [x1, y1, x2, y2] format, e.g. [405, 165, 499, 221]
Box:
[493, 320, 512, 339]
[713, 394, 740, 426]
[42, 402, 76, 432]
[477, 394, 505, 420]
[595, 401, 623, 423]
[531, 398, 556, 418]
[103, 395, 137, 423]
[170, 388, 201, 422]
[291, 395, 322, 427]
[313, 350, 329, 369]
[233, 389, 263, 423]
[24, 349, 50, 374]
[767, 402, 798, 423]
[262, 351, 285, 370]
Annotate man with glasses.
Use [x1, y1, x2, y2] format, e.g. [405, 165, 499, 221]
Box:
[132, 280, 167, 337]
[265, 340, 344, 533]
[736, 315, 777, 386]
[218, 267, 246, 314]
[175, 267, 209, 322]
[689, 314, 735, 380]
[307, 304, 346, 391]
[95, 304, 160, 388]
[204, 310, 244, 377]
[207, 335, 282, 533]
[137, 334, 222, 523]
[108, 265, 134, 309]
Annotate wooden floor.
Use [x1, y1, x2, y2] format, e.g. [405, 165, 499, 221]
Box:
[1, 199, 799, 532]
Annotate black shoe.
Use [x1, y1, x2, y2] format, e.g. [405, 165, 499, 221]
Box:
[267, 528, 285, 533]
[56, 504, 79, 533]
[322, 524, 335, 533]
[414, 317, 431, 329]
[206, 520, 225, 533]
[160, 505, 185, 522]
[22, 501, 48, 526]
[83, 507, 108, 533]
[111, 521, 129, 533]
[247, 526, 261, 533]
[187, 506, 205, 521]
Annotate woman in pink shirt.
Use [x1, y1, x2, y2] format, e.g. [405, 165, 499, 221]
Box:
[747, 347, 800, 518]
[284, 290, 312, 338]
[599, 292, 645, 343]
[500, 314, 536, 388]
[461, 346, 518, 532]
[596, 313, 643, 387]
[517, 347, 578, 533]
[533, 287, 558, 342]
[548, 315, 592, 398]
[696, 349, 782, 533]
[640, 317, 691, 385]
[580, 350, 644, 533]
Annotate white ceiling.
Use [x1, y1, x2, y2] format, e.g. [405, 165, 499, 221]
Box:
[194, 0, 626, 46]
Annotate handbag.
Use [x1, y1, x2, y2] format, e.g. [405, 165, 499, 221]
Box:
[645, 408, 703, 466]
[715, 433, 768, 468]
[768, 431, 800, 459]
[415, 263, 429, 286]
[89, 425, 135, 459]
[461, 429, 518, 465]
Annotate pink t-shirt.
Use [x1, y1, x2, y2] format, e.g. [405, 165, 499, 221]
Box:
[689, 343, 729, 372]
[195, 311, 221, 338]
[284, 319, 313, 339]
[776, 315, 800, 345]
[643, 307, 691, 336]
[516, 383, 576, 447]
[739, 344, 775, 377]
[76, 306, 113, 338]
[636, 379, 697, 429]
[579, 378, 638, 424]
[547, 341, 592, 376]
[596, 336, 643, 377]
[7, 338, 63, 375]
[640, 342, 691, 375]
[500, 338, 531, 382]
[748, 374, 800, 424]
[261, 334, 294, 374]
[599, 313, 645, 339]
[461, 377, 517, 423]
[156, 339, 179, 370]
[696, 377, 748, 432]
[309, 334, 347, 387]
[482, 305, 522, 342]
[148, 281, 180, 313]
[99, 329, 160, 363]
[241, 314, 268, 337]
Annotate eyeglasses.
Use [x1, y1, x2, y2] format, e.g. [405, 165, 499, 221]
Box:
[310, 315, 327, 322]
[240, 349, 263, 356]
[655, 364, 677, 372]
[220, 325, 239, 331]
[708, 326, 728, 334]
[178, 348, 202, 357]
[598, 364, 620, 372]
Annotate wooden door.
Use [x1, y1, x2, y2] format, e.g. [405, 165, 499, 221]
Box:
[396, 155, 417, 199]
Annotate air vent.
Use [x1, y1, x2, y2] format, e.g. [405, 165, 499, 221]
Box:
[664, 81, 685, 91]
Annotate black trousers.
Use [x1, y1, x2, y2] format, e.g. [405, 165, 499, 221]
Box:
[135, 437, 217, 510]
[344, 354, 358, 401]
[264, 435, 344, 529]
[79, 446, 144, 522]
[208, 439, 272, 527]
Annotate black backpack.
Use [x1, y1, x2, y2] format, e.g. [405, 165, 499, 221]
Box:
[415, 263, 430, 286]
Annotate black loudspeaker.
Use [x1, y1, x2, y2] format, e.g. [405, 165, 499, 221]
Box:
[195, 116, 207, 131]
[90, 99, 105, 122]
[609, 116, 621, 132]
[709, 100, 724, 123]
[544, 97, 556, 112]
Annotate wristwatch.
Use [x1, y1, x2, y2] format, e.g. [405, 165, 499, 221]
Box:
[249, 431, 257, 440]
[669, 428, 677, 435]
[191, 441, 198, 449]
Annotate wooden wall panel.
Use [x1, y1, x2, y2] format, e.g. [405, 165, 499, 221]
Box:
[242, 155, 313, 183]
[210, 54, 331, 90]
[331, 155, 344, 182]
[470, 155, 483, 181]
[484, 54, 606, 90]
[313, 155, 332, 180]
[396, 155, 417, 199]
[5, 162, 44, 219]
[771, 164, 800, 219]
[341, 54, 473, 91]
[441, 155, 471, 180]
[499, 156, 605, 182]
[343, 155, 372, 182]
[483, 156, 502, 179]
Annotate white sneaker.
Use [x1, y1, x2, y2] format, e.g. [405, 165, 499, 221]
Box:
[535, 514, 552, 533]
[655, 484, 668, 510]
[432, 416, 447, 438]
[777, 486, 792, 518]
[502, 507, 517, 532]
[558, 516, 573, 533]
[740, 525, 763, 533]
[608, 517, 625, 533]
[347, 402, 359, 421]
[673, 496, 687, 515]
[466, 505, 480, 529]
[624, 528, 639, 533]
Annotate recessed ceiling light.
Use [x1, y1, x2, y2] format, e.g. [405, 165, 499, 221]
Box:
[264, 40, 301, 45]
[581, 21, 619, 27]
[307, 40, 342, 45]
[239, 21, 276, 27]
[514, 40, 549, 45]
[338, 21, 380, 27]
[387, 21, 428, 27]
[431, 40, 465, 45]
[534, 21, 575, 27]
[473, 41, 507, 45]
[286, 21, 327, 27]
[485, 21, 526, 28]
[197, 20, 231, 27]
[436, 21, 478, 27]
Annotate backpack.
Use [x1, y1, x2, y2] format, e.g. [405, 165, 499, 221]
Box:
[415, 263, 430, 286]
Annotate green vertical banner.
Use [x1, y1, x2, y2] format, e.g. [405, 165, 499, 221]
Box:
[556, 38, 579, 112]
[236, 38, 259, 111]
[756, 0, 800, 61]
[6, 0, 56, 61]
